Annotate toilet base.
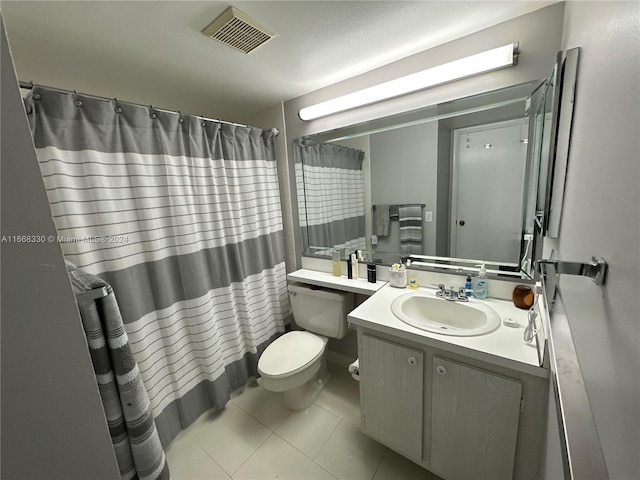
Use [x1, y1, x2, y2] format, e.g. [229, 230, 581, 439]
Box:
[283, 358, 332, 410]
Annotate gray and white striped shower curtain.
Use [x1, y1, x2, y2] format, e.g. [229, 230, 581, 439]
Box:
[295, 140, 366, 254]
[25, 87, 288, 447]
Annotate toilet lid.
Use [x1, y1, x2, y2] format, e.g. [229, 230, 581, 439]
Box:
[258, 331, 325, 378]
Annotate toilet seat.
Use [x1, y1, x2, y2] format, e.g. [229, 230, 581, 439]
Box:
[258, 331, 325, 379]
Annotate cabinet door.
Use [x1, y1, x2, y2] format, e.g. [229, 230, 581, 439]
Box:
[431, 356, 522, 480]
[360, 334, 424, 462]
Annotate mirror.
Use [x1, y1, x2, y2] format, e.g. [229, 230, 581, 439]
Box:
[295, 53, 575, 279]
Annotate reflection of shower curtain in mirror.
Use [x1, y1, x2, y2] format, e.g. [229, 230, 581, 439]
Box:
[295, 140, 366, 253]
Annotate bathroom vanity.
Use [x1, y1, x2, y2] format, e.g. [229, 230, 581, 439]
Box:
[349, 283, 548, 480]
[288, 268, 548, 480]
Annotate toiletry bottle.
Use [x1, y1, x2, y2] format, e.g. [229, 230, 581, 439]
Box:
[351, 252, 359, 280]
[332, 250, 342, 277]
[477, 263, 487, 278]
[347, 255, 353, 279]
[367, 263, 376, 283]
[473, 263, 488, 299]
[465, 274, 473, 297]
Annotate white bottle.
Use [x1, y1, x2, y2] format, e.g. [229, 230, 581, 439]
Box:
[351, 253, 359, 280]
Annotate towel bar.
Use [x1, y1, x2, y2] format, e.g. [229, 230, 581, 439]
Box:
[540, 259, 609, 479]
[75, 286, 109, 303]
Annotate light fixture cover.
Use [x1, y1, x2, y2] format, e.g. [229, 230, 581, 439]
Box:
[299, 43, 518, 121]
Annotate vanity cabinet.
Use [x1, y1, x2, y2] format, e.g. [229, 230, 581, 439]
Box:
[360, 334, 424, 462]
[430, 356, 522, 479]
[357, 329, 546, 480]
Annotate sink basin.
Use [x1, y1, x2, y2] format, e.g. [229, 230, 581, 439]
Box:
[391, 292, 501, 336]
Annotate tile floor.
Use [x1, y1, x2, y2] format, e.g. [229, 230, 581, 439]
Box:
[165, 362, 442, 480]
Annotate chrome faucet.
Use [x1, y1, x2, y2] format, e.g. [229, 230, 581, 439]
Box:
[435, 284, 469, 302]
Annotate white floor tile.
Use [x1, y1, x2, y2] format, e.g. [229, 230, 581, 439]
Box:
[314, 364, 362, 428]
[301, 462, 338, 480]
[230, 379, 264, 409]
[233, 433, 312, 480]
[373, 449, 442, 480]
[235, 385, 293, 430]
[276, 403, 341, 459]
[187, 402, 271, 475]
[165, 434, 230, 480]
[314, 420, 387, 480]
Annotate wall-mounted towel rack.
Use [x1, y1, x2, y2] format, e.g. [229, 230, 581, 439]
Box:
[539, 258, 609, 479]
[537, 256, 607, 285]
[373, 204, 425, 217]
[75, 286, 109, 304]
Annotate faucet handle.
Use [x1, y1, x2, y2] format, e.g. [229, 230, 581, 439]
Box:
[458, 287, 469, 301]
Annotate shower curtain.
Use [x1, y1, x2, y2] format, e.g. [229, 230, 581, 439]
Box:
[294, 139, 366, 254]
[25, 87, 288, 447]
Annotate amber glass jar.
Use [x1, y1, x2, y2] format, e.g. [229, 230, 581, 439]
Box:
[512, 285, 534, 309]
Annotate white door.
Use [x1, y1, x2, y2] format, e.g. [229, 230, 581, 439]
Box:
[451, 120, 528, 263]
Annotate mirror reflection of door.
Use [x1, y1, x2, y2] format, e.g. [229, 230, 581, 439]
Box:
[451, 119, 528, 263]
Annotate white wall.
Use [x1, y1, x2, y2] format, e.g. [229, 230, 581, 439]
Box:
[542, 2, 640, 478]
[1, 18, 120, 479]
[283, 3, 565, 268]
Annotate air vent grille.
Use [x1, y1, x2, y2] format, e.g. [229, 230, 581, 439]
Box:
[202, 7, 277, 54]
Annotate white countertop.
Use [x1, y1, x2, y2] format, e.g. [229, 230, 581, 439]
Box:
[287, 269, 387, 295]
[348, 283, 547, 378]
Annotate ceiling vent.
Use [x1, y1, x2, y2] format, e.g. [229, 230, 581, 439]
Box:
[202, 6, 277, 54]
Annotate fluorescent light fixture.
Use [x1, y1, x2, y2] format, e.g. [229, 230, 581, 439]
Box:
[299, 43, 518, 121]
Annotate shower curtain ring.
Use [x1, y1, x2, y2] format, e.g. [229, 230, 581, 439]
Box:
[114, 98, 123, 113]
[73, 90, 83, 107]
[178, 111, 184, 124]
[149, 105, 157, 119]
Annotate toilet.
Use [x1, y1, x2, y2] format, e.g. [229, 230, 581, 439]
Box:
[257, 284, 355, 410]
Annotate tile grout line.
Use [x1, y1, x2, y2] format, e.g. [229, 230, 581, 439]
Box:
[369, 446, 390, 480]
[226, 430, 276, 479]
[271, 411, 342, 463]
[174, 433, 232, 479]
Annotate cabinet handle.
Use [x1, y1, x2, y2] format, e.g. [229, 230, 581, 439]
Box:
[436, 365, 447, 375]
[408, 357, 417, 366]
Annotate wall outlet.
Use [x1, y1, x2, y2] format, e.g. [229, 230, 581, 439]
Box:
[424, 211, 433, 222]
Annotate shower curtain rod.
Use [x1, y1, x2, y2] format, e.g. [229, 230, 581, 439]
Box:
[19, 80, 280, 136]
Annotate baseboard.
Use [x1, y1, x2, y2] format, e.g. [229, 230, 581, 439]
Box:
[326, 350, 356, 368]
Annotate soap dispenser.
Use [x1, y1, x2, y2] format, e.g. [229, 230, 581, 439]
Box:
[473, 263, 489, 299]
[464, 275, 473, 297]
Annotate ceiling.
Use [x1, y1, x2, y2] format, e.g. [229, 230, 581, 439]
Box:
[1, 1, 557, 123]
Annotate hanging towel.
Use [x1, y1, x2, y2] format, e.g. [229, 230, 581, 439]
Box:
[374, 205, 390, 237]
[398, 205, 423, 254]
[67, 265, 169, 480]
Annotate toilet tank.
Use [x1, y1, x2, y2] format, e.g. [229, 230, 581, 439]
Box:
[288, 284, 355, 339]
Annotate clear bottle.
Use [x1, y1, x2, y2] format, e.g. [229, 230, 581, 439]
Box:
[332, 250, 342, 277]
[473, 263, 489, 299]
[473, 280, 489, 299]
